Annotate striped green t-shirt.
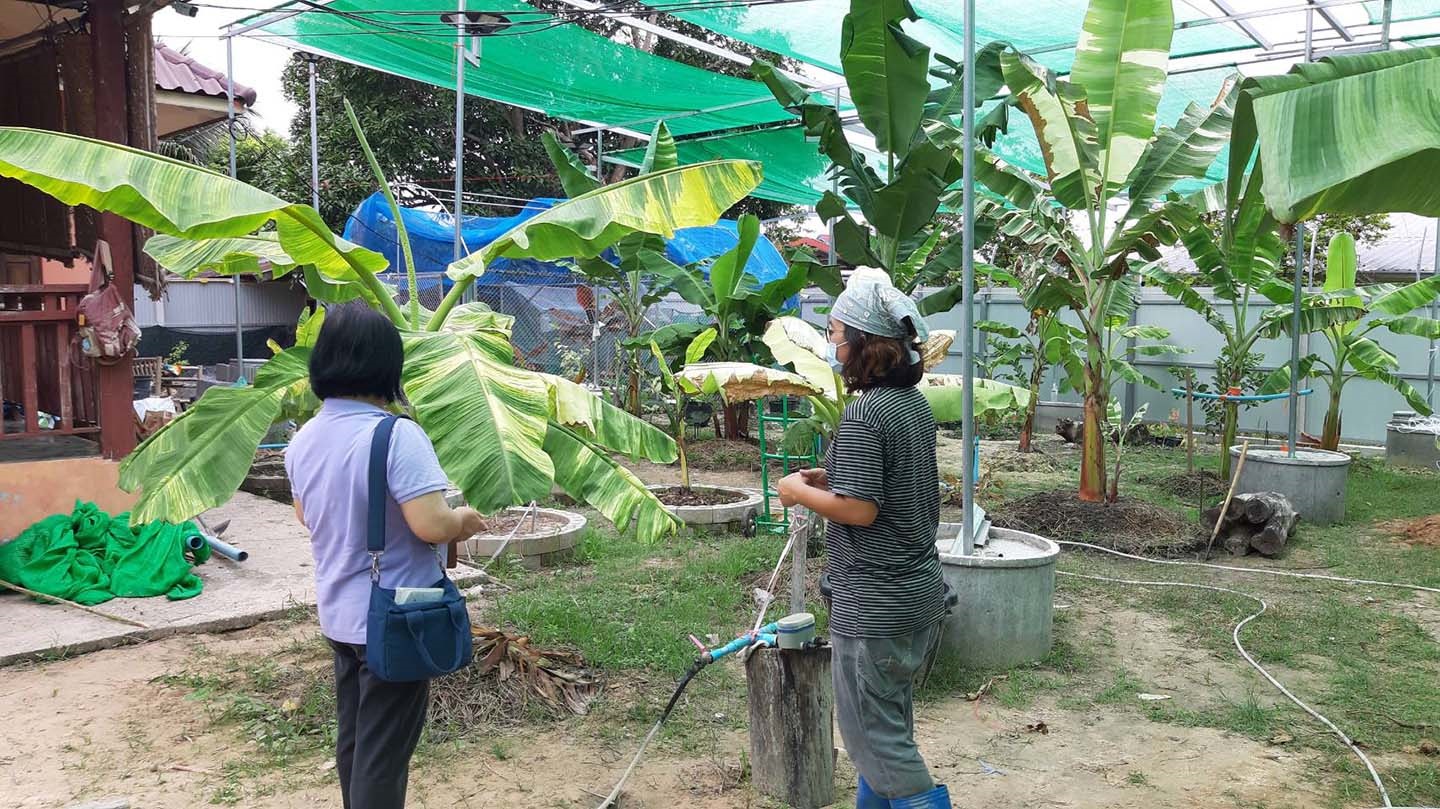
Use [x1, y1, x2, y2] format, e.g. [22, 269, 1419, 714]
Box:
[823, 385, 946, 638]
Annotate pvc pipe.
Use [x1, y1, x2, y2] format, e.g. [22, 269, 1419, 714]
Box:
[182, 534, 205, 552]
[1169, 387, 1313, 402]
[205, 535, 249, 562]
[704, 624, 778, 662]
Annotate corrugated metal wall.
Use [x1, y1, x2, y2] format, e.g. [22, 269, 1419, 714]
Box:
[132, 279, 307, 332]
[803, 287, 1439, 446]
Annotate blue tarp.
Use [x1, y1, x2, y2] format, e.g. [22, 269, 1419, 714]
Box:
[342, 192, 791, 290]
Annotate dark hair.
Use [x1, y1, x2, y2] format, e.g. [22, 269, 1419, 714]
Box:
[840, 323, 923, 392]
[309, 302, 404, 402]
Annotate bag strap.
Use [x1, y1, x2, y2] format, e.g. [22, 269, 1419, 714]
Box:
[367, 415, 402, 580]
[89, 240, 113, 293]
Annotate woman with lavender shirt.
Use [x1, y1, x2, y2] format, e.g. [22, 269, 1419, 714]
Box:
[285, 303, 483, 809]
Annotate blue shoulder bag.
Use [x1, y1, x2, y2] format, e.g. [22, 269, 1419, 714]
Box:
[365, 415, 473, 682]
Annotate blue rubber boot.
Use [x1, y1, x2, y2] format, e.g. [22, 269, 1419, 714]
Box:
[855, 776, 887, 809]
[887, 784, 952, 809]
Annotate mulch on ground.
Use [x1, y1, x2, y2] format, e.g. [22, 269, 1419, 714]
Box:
[989, 489, 1200, 556]
[1143, 469, 1228, 500]
[1375, 514, 1440, 548]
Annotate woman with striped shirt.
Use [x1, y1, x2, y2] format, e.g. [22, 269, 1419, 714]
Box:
[777, 268, 950, 809]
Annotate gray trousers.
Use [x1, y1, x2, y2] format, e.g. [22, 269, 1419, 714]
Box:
[831, 621, 944, 799]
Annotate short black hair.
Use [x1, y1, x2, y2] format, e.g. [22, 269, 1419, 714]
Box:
[309, 302, 405, 402]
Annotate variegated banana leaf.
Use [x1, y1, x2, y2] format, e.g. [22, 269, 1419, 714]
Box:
[1069, 0, 1174, 195]
[0, 126, 403, 324]
[921, 330, 956, 371]
[144, 232, 299, 278]
[762, 317, 838, 398]
[677, 362, 822, 403]
[118, 348, 311, 524]
[447, 160, 762, 282]
[839, 0, 930, 162]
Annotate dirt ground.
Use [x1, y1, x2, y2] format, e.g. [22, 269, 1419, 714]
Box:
[1, 609, 1329, 809]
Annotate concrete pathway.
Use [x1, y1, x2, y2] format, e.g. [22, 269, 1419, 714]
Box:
[0, 491, 485, 665]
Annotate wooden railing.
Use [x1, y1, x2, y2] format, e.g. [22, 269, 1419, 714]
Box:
[0, 284, 100, 440]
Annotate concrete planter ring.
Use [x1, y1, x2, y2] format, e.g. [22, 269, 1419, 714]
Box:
[935, 526, 1060, 670]
[647, 485, 763, 536]
[1230, 445, 1351, 527]
[446, 493, 588, 569]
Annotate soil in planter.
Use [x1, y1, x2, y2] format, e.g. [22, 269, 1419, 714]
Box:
[989, 489, 1197, 556]
[476, 510, 573, 537]
[655, 486, 749, 507]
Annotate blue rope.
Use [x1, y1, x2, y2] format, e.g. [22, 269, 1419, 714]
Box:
[1169, 388, 1313, 403]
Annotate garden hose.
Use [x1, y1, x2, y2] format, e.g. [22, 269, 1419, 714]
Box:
[1057, 539, 1440, 809]
[592, 657, 707, 809]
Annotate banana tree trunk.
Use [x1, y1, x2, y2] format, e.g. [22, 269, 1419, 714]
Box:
[1079, 328, 1107, 502]
[722, 402, 749, 439]
[678, 426, 691, 491]
[1019, 356, 1046, 454]
[1321, 383, 1343, 451]
[1219, 402, 1239, 479]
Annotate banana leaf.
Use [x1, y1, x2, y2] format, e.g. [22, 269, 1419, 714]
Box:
[544, 424, 680, 542]
[920, 375, 1033, 422]
[144, 233, 299, 278]
[676, 362, 822, 403]
[447, 160, 762, 281]
[1120, 79, 1237, 222]
[640, 121, 679, 174]
[1250, 47, 1440, 223]
[1000, 52, 1100, 210]
[840, 0, 930, 162]
[539, 373, 677, 463]
[542, 131, 601, 198]
[1069, 0, 1174, 194]
[118, 348, 311, 524]
[763, 317, 837, 398]
[0, 127, 396, 318]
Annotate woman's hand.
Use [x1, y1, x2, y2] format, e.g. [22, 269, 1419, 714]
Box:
[456, 506, 485, 537]
[777, 472, 809, 507]
[799, 468, 828, 490]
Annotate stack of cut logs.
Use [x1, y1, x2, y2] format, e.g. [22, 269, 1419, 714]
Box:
[1202, 492, 1299, 557]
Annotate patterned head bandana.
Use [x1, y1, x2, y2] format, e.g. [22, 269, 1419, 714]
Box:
[830, 267, 929, 363]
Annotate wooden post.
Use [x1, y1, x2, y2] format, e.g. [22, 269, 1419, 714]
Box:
[1185, 377, 1195, 474]
[745, 646, 834, 809]
[90, 0, 137, 460]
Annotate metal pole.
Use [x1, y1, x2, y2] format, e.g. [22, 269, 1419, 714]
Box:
[225, 36, 245, 381]
[827, 88, 840, 268]
[958, 0, 977, 556]
[307, 54, 320, 211]
[453, 0, 466, 264]
[1288, 223, 1305, 458]
[1380, 0, 1393, 48]
[592, 129, 604, 390]
[1429, 221, 1438, 408]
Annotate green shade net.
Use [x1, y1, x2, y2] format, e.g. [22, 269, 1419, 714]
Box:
[635, 0, 1254, 75]
[612, 64, 1239, 207]
[1366, 0, 1440, 24]
[0, 501, 209, 606]
[245, 0, 805, 136]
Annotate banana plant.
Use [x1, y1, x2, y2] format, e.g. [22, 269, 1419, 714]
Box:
[681, 316, 1030, 456]
[544, 122, 685, 413]
[1258, 233, 1440, 450]
[972, 0, 1236, 501]
[750, 0, 1007, 314]
[0, 121, 764, 541]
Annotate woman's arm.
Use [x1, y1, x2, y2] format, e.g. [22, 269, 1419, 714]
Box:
[400, 492, 485, 545]
[777, 472, 878, 527]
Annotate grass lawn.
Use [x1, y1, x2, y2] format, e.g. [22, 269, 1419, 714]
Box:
[160, 435, 1439, 808]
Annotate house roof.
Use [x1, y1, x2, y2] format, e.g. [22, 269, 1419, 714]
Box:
[154, 43, 257, 107]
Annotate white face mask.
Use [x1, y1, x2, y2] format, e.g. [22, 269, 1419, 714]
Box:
[824, 340, 847, 369]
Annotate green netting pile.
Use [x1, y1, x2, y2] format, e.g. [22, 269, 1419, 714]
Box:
[0, 502, 210, 605]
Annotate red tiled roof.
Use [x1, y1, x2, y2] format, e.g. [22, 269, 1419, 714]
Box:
[154, 43, 257, 107]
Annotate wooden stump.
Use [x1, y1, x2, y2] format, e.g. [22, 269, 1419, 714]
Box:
[1202, 491, 1299, 558]
[745, 645, 835, 809]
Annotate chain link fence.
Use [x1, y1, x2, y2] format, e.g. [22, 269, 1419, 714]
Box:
[384, 272, 708, 410]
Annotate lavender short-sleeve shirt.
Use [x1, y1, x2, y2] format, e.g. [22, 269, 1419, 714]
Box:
[285, 398, 449, 644]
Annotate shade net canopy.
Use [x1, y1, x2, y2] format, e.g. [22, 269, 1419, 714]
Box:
[241, 0, 816, 136]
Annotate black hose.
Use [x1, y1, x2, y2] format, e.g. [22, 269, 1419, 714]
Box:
[593, 658, 709, 809]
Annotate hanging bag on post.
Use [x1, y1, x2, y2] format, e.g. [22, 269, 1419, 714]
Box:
[73, 240, 140, 366]
[365, 415, 473, 682]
